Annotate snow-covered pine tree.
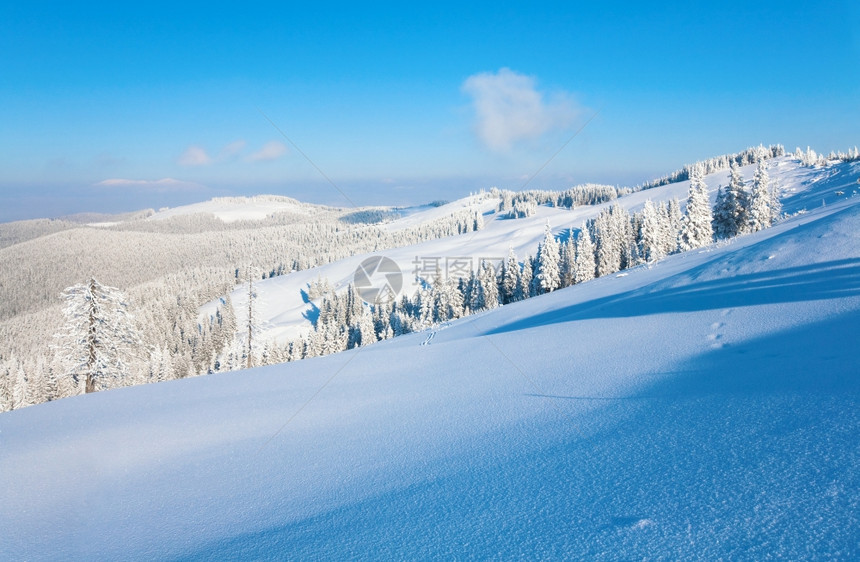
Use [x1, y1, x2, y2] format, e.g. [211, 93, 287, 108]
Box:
[666, 198, 683, 255]
[0, 359, 13, 412]
[433, 271, 464, 322]
[500, 247, 521, 304]
[592, 208, 622, 276]
[639, 200, 664, 262]
[560, 234, 575, 288]
[680, 165, 713, 250]
[528, 255, 542, 297]
[520, 256, 534, 299]
[216, 293, 237, 361]
[467, 269, 485, 313]
[769, 179, 782, 224]
[10, 361, 27, 409]
[619, 205, 639, 269]
[536, 223, 561, 294]
[473, 209, 484, 231]
[357, 306, 378, 347]
[747, 160, 772, 232]
[712, 186, 731, 239]
[54, 277, 142, 393]
[244, 270, 260, 369]
[713, 163, 749, 239]
[418, 276, 436, 327]
[479, 260, 500, 310]
[573, 225, 596, 283]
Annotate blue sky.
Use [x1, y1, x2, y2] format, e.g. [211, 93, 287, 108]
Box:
[1, 1, 858, 221]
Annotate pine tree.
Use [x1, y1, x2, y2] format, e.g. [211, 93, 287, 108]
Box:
[357, 306, 378, 346]
[680, 165, 713, 250]
[500, 247, 521, 304]
[592, 208, 622, 276]
[520, 256, 534, 299]
[473, 210, 484, 231]
[559, 235, 575, 288]
[712, 186, 731, 239]
[573, 225, 596, 283]
[0, 360, 13, 412]
[433, 271, 464, 322]
[244, 271, 260, 369]
[528, 255, 542, 298]
[616, 205, 639, 269]
[479, 260, 500, 309]
[54, 278, 142, 393]
[666, 198, 683, 254]
[536, 223, 561, 294]
[769, 180, 782, 224]
[639, 200, 664, 262]
[747, 160, 772, 232]
[11, 362, 27, 409]
[713, 163, 749, 238]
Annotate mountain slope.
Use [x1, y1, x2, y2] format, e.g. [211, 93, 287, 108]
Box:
[1, 169, 858, 559]
[223, 156, 852, 345]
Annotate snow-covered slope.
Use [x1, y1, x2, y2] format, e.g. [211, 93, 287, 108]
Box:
[1, 160, 858, 559]
[147, 195, 320, 222]
[222, 157, 847, 344]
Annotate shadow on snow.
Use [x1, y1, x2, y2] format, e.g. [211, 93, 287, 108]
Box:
[485, 258, 860, 337]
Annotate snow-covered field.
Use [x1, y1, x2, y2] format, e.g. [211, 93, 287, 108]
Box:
[1, 159, 858, 559]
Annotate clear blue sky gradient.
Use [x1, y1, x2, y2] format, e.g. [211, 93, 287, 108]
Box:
[1, 1, 858, 221]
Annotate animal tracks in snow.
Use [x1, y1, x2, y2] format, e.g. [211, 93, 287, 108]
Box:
[707, 318, 728, 349]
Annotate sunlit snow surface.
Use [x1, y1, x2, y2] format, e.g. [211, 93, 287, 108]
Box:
[147, 195, 315, 223]
[1, 160, 859, 559]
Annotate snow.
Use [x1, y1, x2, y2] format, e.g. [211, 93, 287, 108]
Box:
[383, 193, 497, 231]
[2, 158, 859, 559]
[217, 156, 837, 345]
[147, 195, 317, 223]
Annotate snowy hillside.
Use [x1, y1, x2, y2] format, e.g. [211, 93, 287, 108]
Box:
[220, 156, 839, 345]
[147, 195, 319, 222]
[1, 159, 858, 559]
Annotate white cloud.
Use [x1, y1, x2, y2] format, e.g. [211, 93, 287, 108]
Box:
[218, 139, 246, 160]
[246, 140, 288, 162]
[177, 145, 212, 166]
[461, 68, 579, 152]
[94, 178, 204, 192]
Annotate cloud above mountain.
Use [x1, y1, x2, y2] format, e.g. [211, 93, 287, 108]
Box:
[462, 68, 579, 152]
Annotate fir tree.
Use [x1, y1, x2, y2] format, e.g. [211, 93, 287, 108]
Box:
[520, 256, 534, 299]
[639, 200, 664, 262]
[573, 226, 596, 284]
[479, 260, 500, 309]
[53, 278, 142, 393]
[769, 180, 783, 225]
[592, 207, 623, 276]
[357, 306, 378, 347]
[244, 271, 260, 369]
[467, 269, 486, 312]
[747, 160, 772, 232]
[560, 235, 576, 288]
[666, 198, 683, 254]
[500, 247, 521, 304]
[536, 223, 561, 294]
[680, 165, 713, 250]
[713, 163, 749, 238]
